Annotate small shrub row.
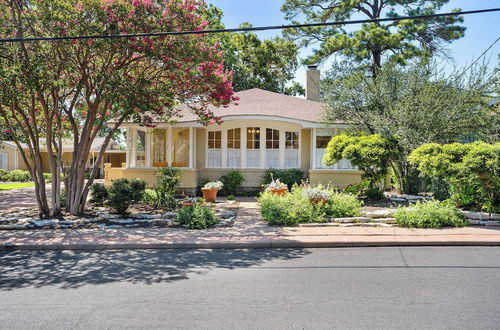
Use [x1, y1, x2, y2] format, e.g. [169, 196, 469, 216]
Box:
[0, 169, 55, 183]
[394, 200, 468, 228]
[258, 185, 361, 226]
[90, 178, 146, 214]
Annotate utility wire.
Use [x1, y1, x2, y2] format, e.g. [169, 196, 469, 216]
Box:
[454, 35, 500, 79]
[0, 7, 499, 43]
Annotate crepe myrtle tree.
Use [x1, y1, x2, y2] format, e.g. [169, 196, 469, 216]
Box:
[0, 0, 238, 216]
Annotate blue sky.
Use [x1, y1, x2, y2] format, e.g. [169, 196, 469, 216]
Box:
[208, 0, 500, 87]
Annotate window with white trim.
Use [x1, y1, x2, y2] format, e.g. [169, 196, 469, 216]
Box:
[0, 152, 7, 170]
[246, 127, 260, 168]
[226, 128, 241, 168]
[152, 129, 167, 167]
[207, 131, 222, 167]
[315, 128, 356, 170]
[285, 131, 299, 168]
[265, 128, 280, 168]
[172, 128, 190, 167]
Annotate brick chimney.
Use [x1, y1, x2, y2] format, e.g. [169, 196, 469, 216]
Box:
[305, 65, 320, 101]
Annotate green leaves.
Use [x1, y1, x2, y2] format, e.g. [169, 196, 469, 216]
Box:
[281, 0, 465, 69]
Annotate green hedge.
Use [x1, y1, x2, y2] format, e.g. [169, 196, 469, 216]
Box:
[261, 169, 305, 189]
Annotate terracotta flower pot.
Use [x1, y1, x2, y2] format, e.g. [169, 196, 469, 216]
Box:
[270, 188, 288, 196]
[310, 198, 328, 204]
[202, 188, 218, 202]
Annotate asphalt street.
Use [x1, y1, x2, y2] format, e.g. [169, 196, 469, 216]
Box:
[1, 247, 499, 329]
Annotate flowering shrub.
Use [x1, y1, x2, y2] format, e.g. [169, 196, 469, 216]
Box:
[266, 178, 288, 191]
[203, 181, 223, 190]
[258, 185, 361, 226]
[303, 186, 330, 200]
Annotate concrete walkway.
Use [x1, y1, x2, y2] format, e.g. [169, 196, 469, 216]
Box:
[1, 199, 500, 249]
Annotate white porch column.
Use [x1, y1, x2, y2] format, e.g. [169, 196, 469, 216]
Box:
[279, 129, 286, 169]
[167, 127, 172, 167]
[241, 127, 247, 169]
[312, 128, 317, 170]
[221, 129, 227, 168]
[189, 127, 194, 168]
[259, 127, 266, 169]
[145, 130, 151, 168]
[130, 128, 137, 168]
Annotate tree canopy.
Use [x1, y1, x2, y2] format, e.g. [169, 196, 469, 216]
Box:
[0, 0, 237, 216]
[321, 61, 497, 193]
[281, 0, 465, 73]
[205, 6, 303, 95]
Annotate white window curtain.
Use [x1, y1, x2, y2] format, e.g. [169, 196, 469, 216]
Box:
[227, 149, 240, 168]
[246, 127, 260, 168]
[136, 130, 146, 167]
[246, 150, 260, 168]
[315, 128, 356, 170]
[285, 131, 299, 168]
[265, 150, 280, 168]
[0, 152, 7, 170]
[207, 131, 222, 168]
[227, 128, 241, 168]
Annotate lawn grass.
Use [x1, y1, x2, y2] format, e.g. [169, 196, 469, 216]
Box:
[0, 182, 35, 190]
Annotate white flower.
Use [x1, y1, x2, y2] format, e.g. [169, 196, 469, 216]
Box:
[203, 181, 223, 190]
[266, 179, 288, 190]
[303, 187, 330, 200]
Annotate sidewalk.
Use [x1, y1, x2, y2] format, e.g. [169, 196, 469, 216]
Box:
[1, 200, 500, 250]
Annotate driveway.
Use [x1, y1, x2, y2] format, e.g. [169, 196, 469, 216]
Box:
[0, 186, 52, 211]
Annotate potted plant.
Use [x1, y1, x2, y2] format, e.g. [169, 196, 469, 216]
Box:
[202, 181, 223, 202]
[266, 178, 288, 196]
[304, 187, 330, 204]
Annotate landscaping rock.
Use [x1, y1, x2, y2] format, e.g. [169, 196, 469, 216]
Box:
[462, 211, 500, 221]
[98, 214, 121, 220]
[389, 198, 407, 202]
[162, 212, 178, 219]
[468, 219, 500, 226]
[0, 224, 30, 230]
[218, 211, 236, 219]
[82, 218, 102, 223]
[362, 209, 394, 219]
[109, 219, 135, 225]
[339, 223, 362, 227]
[132, 213, 162, 219]
[330, 217, 371, 223]
[31, 219, 59, 227]
[59, 220, 78, 225]
[372, 218, 397, 224]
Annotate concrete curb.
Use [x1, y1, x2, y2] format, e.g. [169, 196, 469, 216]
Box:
[2, 238, 500, 250]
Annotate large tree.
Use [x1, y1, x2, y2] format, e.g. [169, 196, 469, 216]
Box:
[282, 0, 465, 74]
[321, 61, 497, 193]
[204, 6, 303, 95]
[0, 0, 236, 216]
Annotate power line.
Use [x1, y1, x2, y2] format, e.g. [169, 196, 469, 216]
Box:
[1, 7, 499, 43]
[455, 35, 500, 79]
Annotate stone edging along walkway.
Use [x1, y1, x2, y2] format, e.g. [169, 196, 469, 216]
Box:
[1, 200, 500, 250]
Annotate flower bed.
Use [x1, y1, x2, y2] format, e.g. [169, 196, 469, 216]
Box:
[258, 185, 362, 226]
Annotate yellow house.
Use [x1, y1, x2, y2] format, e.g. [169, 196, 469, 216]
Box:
[0, 138, 126, 179]
[104, 66, 363, 193]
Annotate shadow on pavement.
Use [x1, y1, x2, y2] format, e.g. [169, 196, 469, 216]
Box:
[0, 248, 310, 290]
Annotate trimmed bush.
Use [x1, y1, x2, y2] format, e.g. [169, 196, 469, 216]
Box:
[107, 178, 146, 214]
[258, 185, 362, 226]
[394, 200, 468, 228]
[0, 169, 8, 180]
[90, 183, 108, 206]
[220, 170, 245, 196]
[261, 169, 304, 189]
[154, 167, 181, 209]
[226, 195, 236, 200]
[177, 204, 219, 229]
[142, 189, 158, 205]
[1, 169, 31, 182]
[43, 173, 52, 183]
